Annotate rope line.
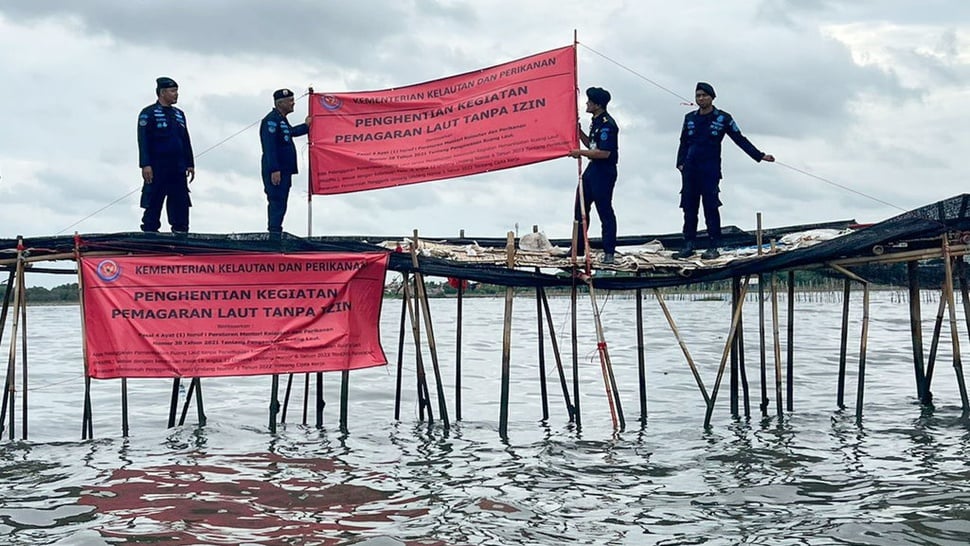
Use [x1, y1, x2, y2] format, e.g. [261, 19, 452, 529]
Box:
[578, 42, 694, 105]
[774, 161, 908, 213]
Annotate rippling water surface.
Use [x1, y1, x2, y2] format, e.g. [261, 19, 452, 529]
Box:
[3, 292, 970, 545]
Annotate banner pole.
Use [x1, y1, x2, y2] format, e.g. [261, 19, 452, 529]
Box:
[305, 86, 317, 427]
[572, 31, 591, 274]
[73, 233, 94, 439]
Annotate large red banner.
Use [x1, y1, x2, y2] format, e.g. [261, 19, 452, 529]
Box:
[308, 45, 578, 195]
[80, 253, 388, 379]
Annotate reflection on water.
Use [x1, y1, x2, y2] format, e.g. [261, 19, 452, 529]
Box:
[2, 294, 970, 544]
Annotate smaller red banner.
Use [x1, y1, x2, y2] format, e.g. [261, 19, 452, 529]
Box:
[80, 253, 388, 379]
[308, 45, 578, 194]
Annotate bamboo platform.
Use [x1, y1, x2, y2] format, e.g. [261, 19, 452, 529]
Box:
[2, 194, 970, 439]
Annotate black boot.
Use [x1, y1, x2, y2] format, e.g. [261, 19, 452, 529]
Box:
[674, 240, 695, 259]
[701, 239, 721, 260]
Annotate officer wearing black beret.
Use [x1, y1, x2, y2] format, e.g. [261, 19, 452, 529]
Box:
[137, 77, 195, 232]
[568, 86, 619, 264]
[675, 82, 774, 259]
[259, 88, 311, 233]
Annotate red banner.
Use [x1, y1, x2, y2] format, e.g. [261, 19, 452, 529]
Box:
[80, 253, 388, 379]
[308, 45, 578, 194]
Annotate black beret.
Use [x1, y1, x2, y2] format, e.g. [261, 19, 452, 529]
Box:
[156, 77, 178, 91]
[695, 82, 716, 99]
[273, 88, 294, 101]
[585, 87, 611, 108]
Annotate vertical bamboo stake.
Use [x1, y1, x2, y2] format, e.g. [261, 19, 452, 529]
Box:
[456, 276, 464, 421]
[756, 213, 768, 416]
[412, 230, 450, 428]
[704, 277, 751, 427]
[4, 245, 23, 440]
[499, 232, 515, 437]
[769, 242, 783, 419]
[17, 260, 28, 440]
[0, 269, 14, 438]
[836, 278, 851, 408]
[636, 272, 647, 424]
[907, 261, 927, 401]
[403, 267, 432, 422]
[923, 289, 947, 404]
[730, 277, 740, 418]
[857, 279, 870, 421]
[787, 270, 795, 412]
[535, 227, 549, 421]
[73, 234, 94, 439]
[394, 273, 408, 421]
[270, 374, 279, 433]
[942, 241, 970, 413]
[121, 378, 129, 438]
[540, 287, 575, 420]
[570, 223, 582, 427]
[340, 366, 350, 432]
[280, 372, 293, 423]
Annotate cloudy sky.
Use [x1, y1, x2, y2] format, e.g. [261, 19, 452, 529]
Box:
[1, 0, 968, 248]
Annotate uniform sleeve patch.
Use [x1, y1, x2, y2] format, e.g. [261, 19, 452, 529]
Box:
[599, 128, 610, 141]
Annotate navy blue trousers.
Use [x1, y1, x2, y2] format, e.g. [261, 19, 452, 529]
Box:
[680, 168, 722, 243]
[573, 162, 618, 254]
[140, 168, 190, 232]
[262, 171, 292, 233]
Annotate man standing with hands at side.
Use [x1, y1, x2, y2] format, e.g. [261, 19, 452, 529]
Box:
[138, 77, 195, 233]
[569, 86, 619, 264]
[260, 88, 311, 234]
[675, 82, 774, 259]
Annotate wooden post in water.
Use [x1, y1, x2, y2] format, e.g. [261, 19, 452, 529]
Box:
[340, 367, 350, 432]
[730, 277, 740, 418]
[3, 251, 23, 440]
[570, 222, 582, 427]
[705, 277, 751, 427]
[769, 241, 783, 419]
[73, 234, 94, 439]
[831, 265, 870, 420]
[394, 273, 408, 421]
[907, 261, 927, 401]
[17, 261, 27, 440]
[540, 288, 575, 421]
[734, 277, 751, 418]
[941, 242, 970, 413]
[787, 270, 795, 412]
[756, 214, 768, 416]
[498, 232, 516, 437]
[636, 272, 647, 424]
[121, 378, 129, 437]
[412, 230, 450, 429]
[167, 379, 181, 428]
[0, 269, 14, 438]
[923, 289, 947, 404]
[534, 226, 549, 421]
[270, 374, 280, 433]
[836, 279, 851, 408]
[456, 275, 465, 421]
[402, 268, 432, 422]
[315, 372, 324, 429]
[280, 372, 293, 423]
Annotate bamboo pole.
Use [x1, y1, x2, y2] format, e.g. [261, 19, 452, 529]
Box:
[280, 372, 293, 423]
[704, 277, 751, 427]
[72, 235, 94, 440]
[499, 232, 515, 437]
[830, 264, 870, 420]
[787, 270, 795, 412]
[394, 273, 408, 421]
[941, 241, 970, 413]
[4, 247, 23, 440]
[340, 367, 350, 432]
[412, 230, 450, 428]
[302, 373, 309, 426]
[535, 227, 549, 421]
[167, 379, 181, 428]
[18, 262, 28, 440]
[539, 288, 575, 420]
[923, 289, 947, 404]
[456, 275, 464, 421]
[0, 269, 14, 439]
[570, 223, 581, 427]
[315, 372, 324, 429]
[653, 288, 710, 406]
[121, 378, 129, 437]
[636, 272, 647, 424]
[736, 280, 751, 419]
[756, 214, 768, 417]
[402, 269, 432, 422]
[730, 277, 740, 418]
[769, 242, 783, 419]
[270, 374, 280, 433]
[907, 261, 927, 401]
[836, 279, 851, 409]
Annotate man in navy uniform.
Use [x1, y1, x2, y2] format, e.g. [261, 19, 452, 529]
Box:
[259, 88, 311, 233]
[568, 86, 619, 264]
[675, 82, 774, 259]
[137, 77, 195, 233]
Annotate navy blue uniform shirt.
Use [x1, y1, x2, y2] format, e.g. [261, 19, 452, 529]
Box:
[589, 112, 619, 165]
[676, 108, 763, 177]
[137, 103, 194, 170]
[260, 109, 309, 175]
